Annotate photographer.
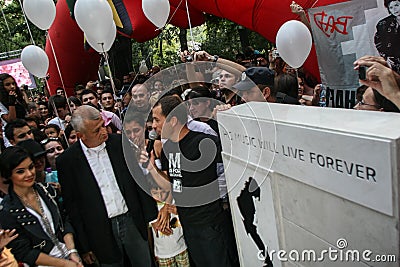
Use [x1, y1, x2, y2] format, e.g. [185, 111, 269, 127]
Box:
[354, 55, 400, 110]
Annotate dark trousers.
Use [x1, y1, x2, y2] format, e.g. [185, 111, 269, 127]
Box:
[182, 211, 239, 267]
[100, 212, 153, 267]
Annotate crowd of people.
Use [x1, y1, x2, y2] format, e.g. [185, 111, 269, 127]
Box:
[0, 2, 400, 267]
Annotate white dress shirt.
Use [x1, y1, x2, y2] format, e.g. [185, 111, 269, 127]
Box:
[80, 140, 128, 218]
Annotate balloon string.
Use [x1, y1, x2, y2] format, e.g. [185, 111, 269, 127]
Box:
[311, 0, 319, 8]
[158, 0, 184, 31]
[100, 44, 122, 120]
[47, 32, 73, 114]
[185, 0, 195, 51]
[45, 79, 69, 147]
[17, 0, 35, 46]
[1, 6, 12, 49]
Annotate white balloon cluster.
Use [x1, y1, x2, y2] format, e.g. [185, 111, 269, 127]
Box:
[142, 0, 171, 29]
[21, 0, 56, 78]
[276, 20, 312, 69]
[74, 0, 116, 53]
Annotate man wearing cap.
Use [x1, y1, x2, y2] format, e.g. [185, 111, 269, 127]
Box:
[16, 139, 47, 183]
[233, 67, 277, 103]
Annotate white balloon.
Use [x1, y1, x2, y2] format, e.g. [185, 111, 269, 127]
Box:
[142, 0, 170, 28]
[74, 0, 114, 39]
[276, 20, 312, 69]
[23, 0, 56, 30]
[21, 45, 49, 78]
[86, 21, 116, 53]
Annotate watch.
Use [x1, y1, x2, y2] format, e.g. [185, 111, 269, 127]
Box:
[212, 55, 219, 62]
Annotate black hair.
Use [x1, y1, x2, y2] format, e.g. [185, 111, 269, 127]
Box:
[44, 124, 61, 134]
[68, 96, 82, 107]
[74, 84, 85, 92]
[0, 146, 33, 181]
[81, 89, 98, 99]
[124, 112, 146, 126]
[32, 128, 47, 143]
[384, 0, 397, 9]
[48, 95, 68, 115]
[162, 87, 184, 99]
[24, 115, 40, 128]
[5, 119, 29, 141]
[37, 101, 48, 108]
[100, 89, 114, 99]
[154, 95, 187, 124]
[0, 73, 27, 111]
[187, 86, 217, 110]
[372, 89, 400, 112]
[64, 124, 75, 140]
[274, 73, 299, 99]
[356, 85, 368, 102]
[187, 86, 212, 99]
[297, 69, 319, 89]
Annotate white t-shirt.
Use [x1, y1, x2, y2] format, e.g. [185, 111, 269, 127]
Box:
[0, 102, 11, 147]
[151, 202, 187, 258]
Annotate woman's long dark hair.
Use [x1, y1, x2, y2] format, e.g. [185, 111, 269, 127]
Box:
[0, 73, 27, 118]
[0, 146, 32, 182]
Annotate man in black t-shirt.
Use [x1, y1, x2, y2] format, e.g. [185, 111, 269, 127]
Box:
[149, 95, 239, 267]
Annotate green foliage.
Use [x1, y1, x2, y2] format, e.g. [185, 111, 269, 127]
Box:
[0, 0, 46, 52]
[131, 25, 182, 70]
[131, 15, 272, 70]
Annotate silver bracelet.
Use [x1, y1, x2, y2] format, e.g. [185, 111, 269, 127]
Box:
[68, 248, 78, 255]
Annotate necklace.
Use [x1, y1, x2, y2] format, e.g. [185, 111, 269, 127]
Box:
[16, 188, 68, 258]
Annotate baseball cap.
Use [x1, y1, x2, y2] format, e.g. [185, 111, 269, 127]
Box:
[233, 67, 275, 91]
[16, 139, 47, 159]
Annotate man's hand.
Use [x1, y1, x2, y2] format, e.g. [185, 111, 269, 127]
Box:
[212, 104, 231, 119]
[354, 56, 400, 96]
[193, 51, 213, 62]
[165, 204, 177, 215]
[69, 253, 83, 267]
[0, 229, 18, 250]
[82, 251, 97, 265]
[154, 205, 172, 236]
[290, 1, 305, 15]
[0, 254, 16, 267]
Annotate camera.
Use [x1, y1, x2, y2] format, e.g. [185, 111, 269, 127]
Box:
[358, 66, 367, 80]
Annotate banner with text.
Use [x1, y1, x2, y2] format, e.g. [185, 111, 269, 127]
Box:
[308, 0, 390, 108]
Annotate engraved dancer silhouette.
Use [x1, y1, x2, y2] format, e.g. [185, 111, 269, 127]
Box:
[237, 177, 273, 267]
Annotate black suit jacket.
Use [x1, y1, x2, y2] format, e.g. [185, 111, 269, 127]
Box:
[0, 183, 74, 266]
[56, 134, 157, 264]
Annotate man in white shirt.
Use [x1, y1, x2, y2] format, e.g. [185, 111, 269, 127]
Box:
[47, 95, 69, 131]
[57, 105, 157, 267]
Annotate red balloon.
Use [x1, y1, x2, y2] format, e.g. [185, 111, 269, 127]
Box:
[45, 0, 99, 96]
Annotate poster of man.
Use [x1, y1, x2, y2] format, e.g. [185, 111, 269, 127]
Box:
[374, 0, 400, 74]
[308, 0, 393, 108]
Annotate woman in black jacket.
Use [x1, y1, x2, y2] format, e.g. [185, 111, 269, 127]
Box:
[0, 146, 82, 267]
